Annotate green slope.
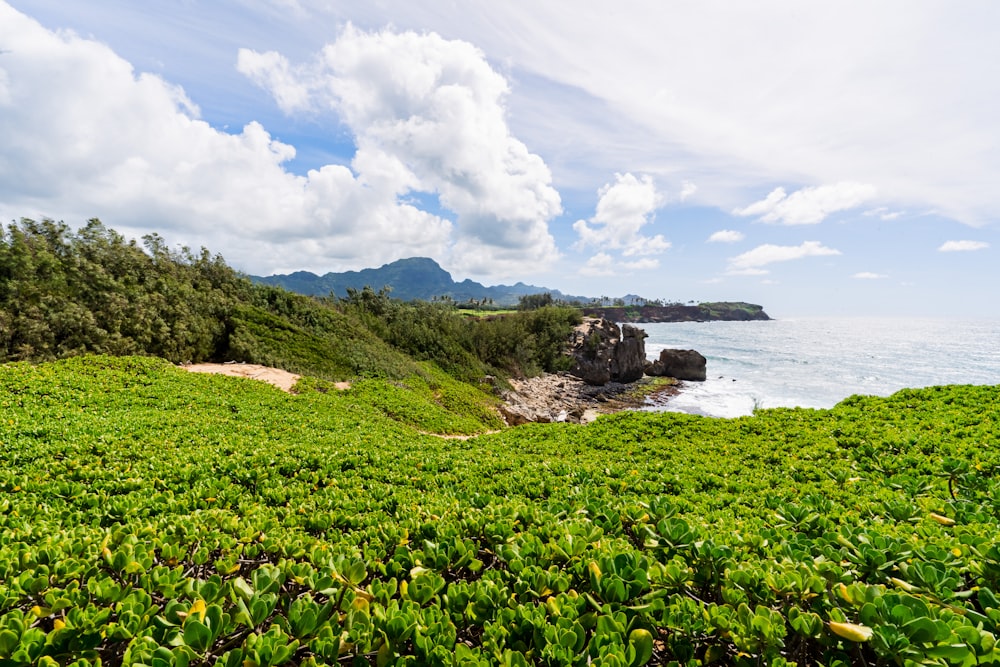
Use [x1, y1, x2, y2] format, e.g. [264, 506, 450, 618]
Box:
[3, 218, 581, 386]
[2, 356, 999, 665]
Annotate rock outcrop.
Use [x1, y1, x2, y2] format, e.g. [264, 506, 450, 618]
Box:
[499, 317, 706, 424]
[568, 318, 620, 385]
[610, 324, 647, 383]
[568, 319, 650, 385]
[500, 372, 678, 425]
[646, 349, 707, 381]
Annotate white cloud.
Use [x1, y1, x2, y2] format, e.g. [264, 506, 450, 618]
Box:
[938, 240, 989, 252]
[707, 229, 745, 243]
[0, 8, 560, 278]
[406, 4, 1000, 228]
[853, 272, 887, 279]
[574, 173, 669, 256]
[621, 258, 659, 271]
[733, 182, 877, 225]
[679, 180, 697, 201]
[0, 67, 11, 106]
[864, 207, 904, 221]
[727, 241, 841, 274]
[580, 252, 614, 276]
[579, 252, 658, 276]
[236, 50, 312, 114]
[239, 24, 562, 277]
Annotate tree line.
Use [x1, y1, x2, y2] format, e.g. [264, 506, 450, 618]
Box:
[0, 218, 580, 381]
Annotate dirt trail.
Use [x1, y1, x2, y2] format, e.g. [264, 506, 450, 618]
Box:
[180, 363, 304, 392]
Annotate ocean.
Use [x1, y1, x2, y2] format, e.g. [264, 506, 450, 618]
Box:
[641, 317, 1000, 418]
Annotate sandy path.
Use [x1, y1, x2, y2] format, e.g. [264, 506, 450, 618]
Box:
[181, 363, 302, 392]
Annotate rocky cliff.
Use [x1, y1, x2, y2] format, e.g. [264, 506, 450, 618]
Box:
[568, 319, 648, 385]
[645, 349, 707, 381]
[583, 301, 770, 323]
[500, 317, 707, 424]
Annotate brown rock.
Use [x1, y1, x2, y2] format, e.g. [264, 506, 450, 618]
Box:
[568, 318, 649, 386]
[648, 349, 707, 381]
[610, 324, 647, 383]
[568, 318, 620, 385]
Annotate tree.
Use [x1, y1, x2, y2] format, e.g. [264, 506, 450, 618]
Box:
[517, 292, 554, 311]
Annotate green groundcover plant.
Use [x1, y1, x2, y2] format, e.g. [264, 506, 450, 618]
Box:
[2, 356, 1000, 665]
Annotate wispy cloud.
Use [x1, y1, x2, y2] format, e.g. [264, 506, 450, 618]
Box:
[938, 240, 989, 252]
[707, 229, 744, 243]
[579, 253, 661, 277]
[727, 241, 841, 274]
[864, 207, 904, 221]
[853, 272, 887, 279]
[733, 182, 877, 225]
[679, 180, 697, 201]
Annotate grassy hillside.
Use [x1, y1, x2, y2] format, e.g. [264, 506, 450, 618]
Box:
[2, 356, 999, 665]
[1, 218, 588, 433]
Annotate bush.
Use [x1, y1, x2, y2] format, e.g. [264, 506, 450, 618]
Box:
[0, 218, 247, 363]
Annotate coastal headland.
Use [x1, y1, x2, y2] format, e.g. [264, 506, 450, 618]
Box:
[583, 301, 770, 323]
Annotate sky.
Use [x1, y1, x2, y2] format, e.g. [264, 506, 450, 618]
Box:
[1, 1, 998, 317]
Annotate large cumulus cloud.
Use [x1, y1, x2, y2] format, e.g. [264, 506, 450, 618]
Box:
[0, 5, 560, 277]
[238, 24, 562, 276]
[573, 173, 671, 275]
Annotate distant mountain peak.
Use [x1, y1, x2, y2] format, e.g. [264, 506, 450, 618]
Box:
[252, 257, 589, 305]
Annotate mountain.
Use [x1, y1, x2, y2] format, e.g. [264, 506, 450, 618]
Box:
[252, 257, 591, 305]
[253, 258, 772, 321]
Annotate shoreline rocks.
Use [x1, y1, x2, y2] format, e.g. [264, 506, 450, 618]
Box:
[645, 348, 707, 382]
[568, 319, 649, 385]
[610, 324, 648, 383]
[500, 318, 678, 426]
[500, 372, 679, 425]
[499, 316, 705, 425]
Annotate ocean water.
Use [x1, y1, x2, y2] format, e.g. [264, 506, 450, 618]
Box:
[641, 317, 1000, 418]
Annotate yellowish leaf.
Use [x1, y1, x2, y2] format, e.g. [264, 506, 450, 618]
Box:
[829, 620, 873, 642]
[930, 512, 955, 526]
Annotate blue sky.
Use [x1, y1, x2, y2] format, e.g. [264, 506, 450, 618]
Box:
[1, 1, 998, 317]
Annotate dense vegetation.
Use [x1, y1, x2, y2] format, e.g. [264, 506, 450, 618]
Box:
[2, 357, 1000, 666]
[337, 287, 579, 381]
[4, 217, 1000, 665]
[0, 218, 580, 385]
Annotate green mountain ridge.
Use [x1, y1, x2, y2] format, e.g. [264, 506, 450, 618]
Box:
[252, 257, 594, 305]
[254, 257, 771, 321]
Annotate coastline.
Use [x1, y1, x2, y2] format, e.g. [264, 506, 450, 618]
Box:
[641, 317, 1000, 418]
[501, 372, 680, 425]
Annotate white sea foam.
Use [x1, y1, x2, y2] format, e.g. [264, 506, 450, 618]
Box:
[641, 317, 1000, 418]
